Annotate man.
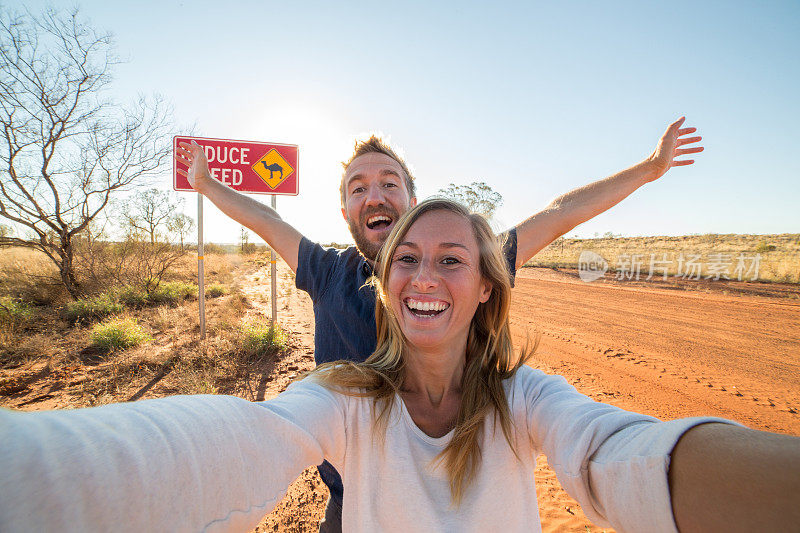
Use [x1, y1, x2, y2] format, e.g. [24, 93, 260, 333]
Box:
[175, 117, 703, 530]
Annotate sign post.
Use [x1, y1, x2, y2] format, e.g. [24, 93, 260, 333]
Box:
[173, 136, 299, 339]
[270, 195, 278, 331]
[198, 194, 206, 339]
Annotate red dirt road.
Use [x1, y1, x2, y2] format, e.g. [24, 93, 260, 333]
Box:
[512, 268, 800, 435]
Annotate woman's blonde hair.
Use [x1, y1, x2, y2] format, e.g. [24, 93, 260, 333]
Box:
[314, 198, 534, 504]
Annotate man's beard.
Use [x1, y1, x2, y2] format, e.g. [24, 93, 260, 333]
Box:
[347, 206, 400, 262]
[347, 217, 383, 262]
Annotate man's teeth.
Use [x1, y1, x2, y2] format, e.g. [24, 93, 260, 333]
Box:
[367, 215, 391, 227]
[406, 299, 449, 312]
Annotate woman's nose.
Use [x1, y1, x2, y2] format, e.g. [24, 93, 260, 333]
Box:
[411, 261, 438, 290]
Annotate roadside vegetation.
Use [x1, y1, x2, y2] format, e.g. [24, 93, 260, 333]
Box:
[0, 245, 289, 407]
[527, 233, 800, 284]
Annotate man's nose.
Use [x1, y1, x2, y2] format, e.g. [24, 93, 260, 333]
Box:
[365, 184, 386, 206]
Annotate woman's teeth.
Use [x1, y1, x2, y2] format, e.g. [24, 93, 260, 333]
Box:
[405, 298, 449, 317]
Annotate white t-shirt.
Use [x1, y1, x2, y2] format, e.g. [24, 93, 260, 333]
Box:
[0, 365, 731, 532]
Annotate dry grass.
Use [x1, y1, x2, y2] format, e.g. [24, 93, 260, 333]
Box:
[0, 247, 67, 304]
[529, 233, 800, 283]
[0, 249, 283, 408]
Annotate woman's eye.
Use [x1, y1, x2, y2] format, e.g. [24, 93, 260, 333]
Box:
[442, 257, 461, 265]
[396, 254, 417, 264]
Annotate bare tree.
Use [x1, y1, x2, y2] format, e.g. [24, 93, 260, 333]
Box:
[239, 226, 255, 254]
[0, 8, 172, 298]
[437, 181, 504, 220]
[120, 188, 180, 245]
[168, 212, 194, 252]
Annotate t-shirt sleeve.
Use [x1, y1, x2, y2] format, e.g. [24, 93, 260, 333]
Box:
[500, 228, 517, 287]
[0, 380, 346, 533]
[516, 366, 737, 532]
[295, 237, 340, 301]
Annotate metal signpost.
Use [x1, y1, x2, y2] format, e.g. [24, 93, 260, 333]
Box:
[173, 136, 299, 338]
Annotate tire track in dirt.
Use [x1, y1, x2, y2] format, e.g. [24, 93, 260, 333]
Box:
[511, 268, 800, 434]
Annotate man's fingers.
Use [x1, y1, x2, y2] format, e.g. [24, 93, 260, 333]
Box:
[671, 116, 686, 128]
[678, 127, 697, 135]
[177, 168, 188, 177]
[677, 136, 702, 147]
[671, 159, 695, 167]
[675, 147, 704, 156]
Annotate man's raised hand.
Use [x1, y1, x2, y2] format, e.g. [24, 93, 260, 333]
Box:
[646, 117, 704, 182]
[176, 141, 213, 193]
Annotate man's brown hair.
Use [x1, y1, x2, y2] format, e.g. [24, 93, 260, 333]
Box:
[340, 136, 416, 206]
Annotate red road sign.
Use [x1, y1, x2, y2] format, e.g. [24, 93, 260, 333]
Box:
[173, 136, 299, 195]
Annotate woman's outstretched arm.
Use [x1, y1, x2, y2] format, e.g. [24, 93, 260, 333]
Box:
[669, 422, 800, 532]
[0, 381, 345, 533]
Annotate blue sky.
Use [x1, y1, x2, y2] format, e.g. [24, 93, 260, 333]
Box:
[11, 0, 800, 243]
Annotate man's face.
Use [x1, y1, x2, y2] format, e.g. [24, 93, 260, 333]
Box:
[341, 153, 416, 261]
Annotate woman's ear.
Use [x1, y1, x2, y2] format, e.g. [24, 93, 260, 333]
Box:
[479, 279, 492, 303]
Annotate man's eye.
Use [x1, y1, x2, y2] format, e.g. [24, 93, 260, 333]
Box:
[384, 182, 397, 188]
[351, 186, 365, 194]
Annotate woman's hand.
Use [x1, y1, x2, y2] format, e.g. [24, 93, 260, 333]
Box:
[175, 140, 213, 193]
[646, 117, 704, 182]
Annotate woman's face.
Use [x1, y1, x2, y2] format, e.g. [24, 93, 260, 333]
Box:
[387, 209, 492, 353]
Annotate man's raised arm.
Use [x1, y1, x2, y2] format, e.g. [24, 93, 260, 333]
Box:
[176, 141, 303, 272]
[513, 117, 704, 269]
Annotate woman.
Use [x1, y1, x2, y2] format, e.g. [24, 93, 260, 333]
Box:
[0, 199, 798, 532]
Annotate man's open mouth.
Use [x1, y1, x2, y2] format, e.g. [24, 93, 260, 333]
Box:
[366, 215, 393, 230]
[404, 298, 450, 318]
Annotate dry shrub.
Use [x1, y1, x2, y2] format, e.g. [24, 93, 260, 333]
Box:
[76, 238, 187, 296]
[169, 252, 238, 286]
[0, 247, 67, 304]
[0, 332, 57, 369]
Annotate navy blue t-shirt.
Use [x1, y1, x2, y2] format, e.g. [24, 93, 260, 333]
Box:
[294, 229, 518, 507]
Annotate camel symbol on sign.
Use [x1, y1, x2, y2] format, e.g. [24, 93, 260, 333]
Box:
[260, 161, 283, 181]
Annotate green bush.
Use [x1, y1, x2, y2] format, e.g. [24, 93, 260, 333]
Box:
[65, 293, 123, 324]
[240, 321, 287, 359]
[206, 284, 229, 298]
[0, 297, 34, 329]
[117, 286, 149, 308]
[91, 317, 151, 353]
[149, 281, 198, 305]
